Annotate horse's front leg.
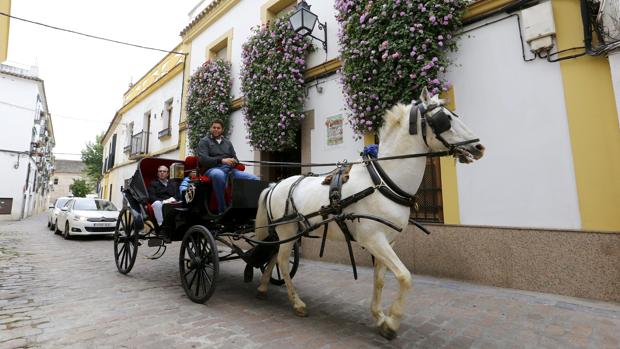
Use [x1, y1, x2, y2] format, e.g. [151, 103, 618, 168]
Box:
[371, 259, 387, 323]
[364, 237, 412, 340]
[277, 239, 307, 317]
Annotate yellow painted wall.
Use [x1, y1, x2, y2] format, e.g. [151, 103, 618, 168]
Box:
[0, 0, 10, 62]
[552, 0, 620, 231]
[440, 88, 460, 224]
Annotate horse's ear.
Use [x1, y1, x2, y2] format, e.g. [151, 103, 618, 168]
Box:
[419, 87, 432, 104]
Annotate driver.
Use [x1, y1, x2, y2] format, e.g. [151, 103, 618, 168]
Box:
[197, 119, 258, 213]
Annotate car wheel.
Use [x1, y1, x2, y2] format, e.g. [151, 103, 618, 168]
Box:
[54, 220, 60, 234]
[47, 221, 51, 229]
[63, 222, 71, 240]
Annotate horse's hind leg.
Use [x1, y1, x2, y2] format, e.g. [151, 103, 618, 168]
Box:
[277, 240, 307, 317]
[363, 237, 411, 340]
[257, 255, 276, 298]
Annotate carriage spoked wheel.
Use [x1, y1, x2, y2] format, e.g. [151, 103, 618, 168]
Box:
[260, 241, 300, 286]
[113, 208, 139, 274]
[179, 225, 219, 303]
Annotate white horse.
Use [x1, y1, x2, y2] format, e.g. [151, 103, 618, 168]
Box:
[254, 88, 485, 339]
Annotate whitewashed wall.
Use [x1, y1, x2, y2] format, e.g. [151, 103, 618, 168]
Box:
[109, 72, 183, 165]
[188, 0, 351, 170]
[0, 75, 39, 151]
[303, 75, 363, 173]
[0, 71, 47, 220]
[444, 15, 581, 229]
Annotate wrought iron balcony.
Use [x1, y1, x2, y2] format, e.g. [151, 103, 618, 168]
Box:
[129, 131, 147, 158]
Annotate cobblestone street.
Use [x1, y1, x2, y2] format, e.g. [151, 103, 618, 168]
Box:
[0, 214, 619, 348]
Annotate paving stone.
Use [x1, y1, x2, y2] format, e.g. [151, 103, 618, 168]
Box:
[0, 214, 619, 349]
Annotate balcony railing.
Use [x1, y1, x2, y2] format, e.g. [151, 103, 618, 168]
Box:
[129, 131, 147, 158]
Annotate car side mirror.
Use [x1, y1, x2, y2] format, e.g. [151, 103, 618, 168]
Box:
[48, 204, 54, 209]
[61, 207, 69, 212]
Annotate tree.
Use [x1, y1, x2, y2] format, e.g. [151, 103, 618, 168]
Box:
[81, 134, 103, 186]
[69, 178, 91, 197]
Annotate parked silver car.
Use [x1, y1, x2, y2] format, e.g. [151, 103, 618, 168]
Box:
[47, 197, 72, 231]
[55, 198, 119, 239]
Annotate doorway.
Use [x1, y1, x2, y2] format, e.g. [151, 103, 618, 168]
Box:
[260, 129, 302, 182]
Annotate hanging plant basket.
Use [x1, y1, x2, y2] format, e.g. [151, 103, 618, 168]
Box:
[186, 59, 232, 152]
[241, 16, 314, 151]
[335, 0, 467, 136]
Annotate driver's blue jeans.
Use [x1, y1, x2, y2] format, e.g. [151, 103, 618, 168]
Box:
[206, 165, 258, 212]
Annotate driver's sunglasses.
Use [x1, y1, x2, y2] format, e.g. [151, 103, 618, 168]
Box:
[158, 170, 168, 173]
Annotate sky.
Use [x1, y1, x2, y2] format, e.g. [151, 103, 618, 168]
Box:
[6, 0, 198, 160]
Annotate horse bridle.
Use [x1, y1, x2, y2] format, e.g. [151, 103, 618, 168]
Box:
[409, 100, 479, 152]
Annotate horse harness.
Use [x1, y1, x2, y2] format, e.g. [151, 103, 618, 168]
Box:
[409, 100, 480, 151]
[260, 99, 478, 279]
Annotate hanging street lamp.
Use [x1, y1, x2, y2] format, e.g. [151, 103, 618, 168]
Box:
[289, 0, 327, 53]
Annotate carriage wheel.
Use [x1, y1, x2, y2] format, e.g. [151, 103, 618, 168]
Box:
[260, 241, 300, 286]
[114, 208, 139, 274]
[179, 225, 219, 303]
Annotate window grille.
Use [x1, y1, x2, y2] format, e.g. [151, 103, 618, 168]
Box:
[411, 157, 444, 223]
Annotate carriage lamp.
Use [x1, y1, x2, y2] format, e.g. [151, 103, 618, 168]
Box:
[289, 0, 327, 53]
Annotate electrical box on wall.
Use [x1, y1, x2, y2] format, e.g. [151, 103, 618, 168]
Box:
[521, 2, 556, 53]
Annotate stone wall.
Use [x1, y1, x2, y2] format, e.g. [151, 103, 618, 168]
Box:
[299, 224, 620, 302]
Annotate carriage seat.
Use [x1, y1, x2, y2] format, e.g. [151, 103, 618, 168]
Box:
[183, 155, 241, 213]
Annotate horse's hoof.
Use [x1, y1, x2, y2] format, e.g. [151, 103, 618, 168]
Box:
[378, 321, 397, 340]
[293, 306, 308, 317]
[256, 291, 268, 300]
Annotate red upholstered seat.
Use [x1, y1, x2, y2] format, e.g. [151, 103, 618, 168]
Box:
[184, 156, 199, 173]
[182, 156, 242, 213]
[146, 203, 155, 220]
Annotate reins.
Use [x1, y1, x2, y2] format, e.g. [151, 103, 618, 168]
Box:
[238, 139, 479, 168]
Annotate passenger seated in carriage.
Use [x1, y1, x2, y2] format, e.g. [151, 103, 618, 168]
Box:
[147, 165, 179, 231]
[197, 119, 258, 213]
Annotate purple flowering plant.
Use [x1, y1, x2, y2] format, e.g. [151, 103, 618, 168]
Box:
[335, 0, 467, 135]
[186, 59, 232, 151]
[241, 16, 314, 151]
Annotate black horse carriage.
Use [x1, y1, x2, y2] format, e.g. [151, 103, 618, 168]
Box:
[113, 156, 300, 303]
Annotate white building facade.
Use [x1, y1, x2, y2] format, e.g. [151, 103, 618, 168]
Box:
[103, 0, 619, 233]
[0, 63, 55, 220]
[101, 50, 185, 209]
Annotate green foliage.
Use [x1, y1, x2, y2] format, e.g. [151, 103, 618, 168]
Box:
[335, 0, 467, 135]
[186, 59, 232, 152]
[69, 178, 91, 197]
[240, 16, 314, 151]
[81, 134, 103, 186]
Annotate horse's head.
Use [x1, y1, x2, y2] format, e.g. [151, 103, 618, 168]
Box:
[381, 88, 485, 163]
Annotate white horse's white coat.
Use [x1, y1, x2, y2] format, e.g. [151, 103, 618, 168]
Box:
[254, 89, 484, 339]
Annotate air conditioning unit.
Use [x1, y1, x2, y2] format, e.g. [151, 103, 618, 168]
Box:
[521, 2, 556, 53]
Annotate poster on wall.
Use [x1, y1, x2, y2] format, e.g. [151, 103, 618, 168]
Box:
[325, 114, 343, 146]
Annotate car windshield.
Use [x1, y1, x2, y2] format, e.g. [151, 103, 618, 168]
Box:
[55, 198, 70, 208]
[73, 199, 117, 211]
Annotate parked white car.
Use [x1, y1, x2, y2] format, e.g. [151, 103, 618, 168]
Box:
[47, 197, 72, 231]
[55, 198, 119, 239]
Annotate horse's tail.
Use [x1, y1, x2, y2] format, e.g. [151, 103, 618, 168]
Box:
[254, 185, 273, 241]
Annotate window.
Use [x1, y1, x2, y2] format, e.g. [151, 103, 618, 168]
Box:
[53, 178, 58, 185]
[125, 122, 134, 152]
[410, 158, 444, 223]
[159, 99, 173, 138]
[108, 134, 117, 169]
[261, 0, 297, 23]
[206, 29, 233, 62]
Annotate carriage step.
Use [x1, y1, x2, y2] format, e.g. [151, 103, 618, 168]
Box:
[148, 238, 164, 247]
